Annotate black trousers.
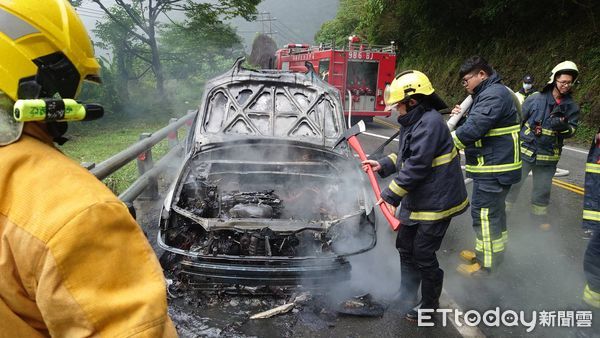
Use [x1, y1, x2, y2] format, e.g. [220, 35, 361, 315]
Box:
[471, 179, 511, 269]
[396, 219, 451, 309]
[506, 160, 556, 214]
[584, 230, 600, 308]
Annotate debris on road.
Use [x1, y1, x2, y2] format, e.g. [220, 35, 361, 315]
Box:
[336, 293, 385, 317]
[250, 302, 296, 319]
[250, 291, 312, 319]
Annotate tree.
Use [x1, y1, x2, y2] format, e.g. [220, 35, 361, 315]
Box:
[88, 0, 261, 100]
[320, 0, 600, 125]
[159, 6, 245, 111]
[314, 0, 364, 47]
[92, 7, 140, 102]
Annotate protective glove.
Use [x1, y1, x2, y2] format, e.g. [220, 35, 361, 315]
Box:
[548, 114, 570, 132]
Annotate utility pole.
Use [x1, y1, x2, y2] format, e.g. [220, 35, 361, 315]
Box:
[256, 12, 276, 37]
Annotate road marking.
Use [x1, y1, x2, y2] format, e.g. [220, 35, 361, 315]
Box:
[374, 117, 399, 130]
[373, 118, 400, 130]
[363, 131, 399, 141]
[440, 289, 486, 338]
[552, 178, 584, 195]
[372, 120, 585, 194]
[376, 118, 589, 156]
[563, 145, 588, 155]
[376, 118, 588, 153]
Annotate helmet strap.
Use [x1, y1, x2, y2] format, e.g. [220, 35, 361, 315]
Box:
[47, 122, 69, 145]
[17, 79, 42, 99]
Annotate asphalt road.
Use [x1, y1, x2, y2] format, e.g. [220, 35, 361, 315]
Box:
[135, 115, 596, 337]
[358, 114, 596, 338]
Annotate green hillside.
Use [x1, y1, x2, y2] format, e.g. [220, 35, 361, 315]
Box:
[316, 0, 600, 141]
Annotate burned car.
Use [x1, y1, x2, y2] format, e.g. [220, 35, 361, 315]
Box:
[158, 59, 376, 287]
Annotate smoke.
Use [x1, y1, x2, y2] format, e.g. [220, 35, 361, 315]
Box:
[438, 179, 588, 335]
[313, 202, 401, 304]
[180, 140, 373, 233]
[163, 62, 404, 303]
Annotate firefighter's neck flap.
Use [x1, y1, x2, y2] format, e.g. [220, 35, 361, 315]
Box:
[0, 91, 23, 146]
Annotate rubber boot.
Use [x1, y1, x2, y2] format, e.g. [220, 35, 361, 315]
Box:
[459, 250, 476, 263]
[406, 270, 443, 322]
[530, 204, 552, 230]
[457, 262, 491, 278]
[397, 264, 421, 312]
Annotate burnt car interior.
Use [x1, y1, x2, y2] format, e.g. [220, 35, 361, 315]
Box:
[159, 59, 376, 286]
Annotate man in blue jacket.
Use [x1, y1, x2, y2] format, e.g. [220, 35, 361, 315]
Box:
[506, 61, 580, 224]
[451, 56, 521, 277]
[362, 70, 469, 321]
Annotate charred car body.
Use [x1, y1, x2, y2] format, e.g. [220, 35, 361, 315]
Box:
[158, 59, 376, 287]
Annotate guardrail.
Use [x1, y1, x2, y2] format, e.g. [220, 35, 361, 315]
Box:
[87, 110, 196, 204]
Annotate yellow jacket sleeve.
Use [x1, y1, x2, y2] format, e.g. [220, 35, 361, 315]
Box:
[0, 131, 177, 337]
[38, 201, 177, 337]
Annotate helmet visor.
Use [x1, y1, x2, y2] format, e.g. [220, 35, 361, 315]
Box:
[384, 101, 399, 112]
[0, 92, 23, 146]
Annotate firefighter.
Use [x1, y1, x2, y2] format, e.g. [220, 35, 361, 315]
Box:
[582, 130, 600, 310]
[451, 56, 521, 277]
[361, 70, 469, 321]
[0, 1, 176, 336]
[505, 61, 580, 223]
[515, 74, 536, 105]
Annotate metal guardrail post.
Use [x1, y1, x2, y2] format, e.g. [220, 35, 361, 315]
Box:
[136, 133, 159, 200]
[81, 162, 95, 170]
[91, 112, 194, 180]
[185, 111, 194, 130]
[168, 118, 179, 149]
[119, 145, 182, 204]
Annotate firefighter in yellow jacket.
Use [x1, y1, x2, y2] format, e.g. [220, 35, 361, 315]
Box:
[0, 1, 177, 337]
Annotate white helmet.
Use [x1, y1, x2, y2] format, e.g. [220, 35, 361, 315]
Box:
[548, 61, 579, 84]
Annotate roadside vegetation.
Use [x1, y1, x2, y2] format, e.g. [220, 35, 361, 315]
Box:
[66, 0, 599, 194]
[61, 117, 172, 194]
[62, 0, 261, 193]
[316, 0, 600, 144]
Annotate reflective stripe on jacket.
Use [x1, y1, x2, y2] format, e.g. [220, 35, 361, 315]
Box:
[520, 90, 579, 165]
[583, 134, 600, 230]
[452, 72, 522, 185]
[378, 106, 469, 223]
[0, 124, 176, 337]
[515, 89, 533, 105]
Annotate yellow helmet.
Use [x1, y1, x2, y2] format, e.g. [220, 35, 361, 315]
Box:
[548, 60, 579, 84]
[384, 70, 435, 109]
[0, 0, 100, 101]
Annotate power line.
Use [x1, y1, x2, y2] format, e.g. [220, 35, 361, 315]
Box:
[271, 22, 299, 42]
[75, 7, 104, 19]
[272, 20, 304, 42]
[76, 12, 104, 19]
[77, 6, 105, 14]
[274, 20, 305, 41]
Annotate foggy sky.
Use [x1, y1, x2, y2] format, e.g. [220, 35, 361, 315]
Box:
[77, 0, 339, 57]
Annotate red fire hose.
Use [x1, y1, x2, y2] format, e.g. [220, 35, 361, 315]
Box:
[346, 135, 401, 231]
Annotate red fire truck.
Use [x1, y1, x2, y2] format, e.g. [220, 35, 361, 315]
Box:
[275, 36, 397, 122]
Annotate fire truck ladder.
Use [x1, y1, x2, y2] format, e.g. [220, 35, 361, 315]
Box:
[329, 51, 347, 100]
